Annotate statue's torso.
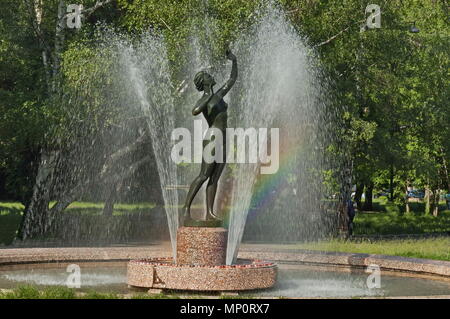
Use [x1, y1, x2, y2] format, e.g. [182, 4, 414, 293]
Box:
[204, 95, 228, 130]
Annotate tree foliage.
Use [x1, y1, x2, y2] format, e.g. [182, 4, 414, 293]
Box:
[0, 0, 448, 238]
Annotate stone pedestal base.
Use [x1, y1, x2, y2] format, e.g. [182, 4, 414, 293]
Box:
[127, 226, 278, 291]
[127, 258, 277, 291]
[176, 227, 227, 266]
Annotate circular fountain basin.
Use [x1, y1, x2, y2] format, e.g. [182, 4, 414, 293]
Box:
[127, 258, 277, 291]
[1, 246, 449, 297]
[1, 261, 450, 297]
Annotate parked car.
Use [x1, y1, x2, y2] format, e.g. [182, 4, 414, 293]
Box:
[407, 190, 425, 199]
[375, 190, 389, 198]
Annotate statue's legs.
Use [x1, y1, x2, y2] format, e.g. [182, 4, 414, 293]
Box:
[206, 130, 226, 220]
[182, 159, 215, 221]
[206, 162, 225, 220]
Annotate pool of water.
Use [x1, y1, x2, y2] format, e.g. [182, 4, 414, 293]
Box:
[0, 262, 449, 297]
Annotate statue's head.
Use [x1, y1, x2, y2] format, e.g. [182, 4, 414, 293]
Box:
[194, 71, 216, 91]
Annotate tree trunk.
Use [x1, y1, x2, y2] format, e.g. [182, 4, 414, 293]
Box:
[52, 0, 66, 93]
[354, 183, 364, 210]
[28, 0, 53, 88]
[103, 182, 122, 217]
[19, 147, 150, 239]
[18, 1, 67, 240]
[18, 150, 59, 240]
[431, 188, 440, 217]
[18, 0, 119, 240]
[441, 149, 450, 192]
[405, 180, 410, 214]
[389, 164, 395, 201]
[102, 192, 116, 217]
[362, 182, 373, 211]
[424, 185, 431, 215]
[337, 163, 353, 238]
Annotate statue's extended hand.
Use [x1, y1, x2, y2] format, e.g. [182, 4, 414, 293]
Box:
[226, 49, 236, 61]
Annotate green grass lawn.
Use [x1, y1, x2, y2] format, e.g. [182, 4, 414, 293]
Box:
[0, 202, 23, 245]
[290, 237, 450, 261]
[354, 210, 450, 235]
[352, 196, 450, 235]
[0, 285, 179, 299]
[58, 201, 156, 215]
[0, 285, 256, 299]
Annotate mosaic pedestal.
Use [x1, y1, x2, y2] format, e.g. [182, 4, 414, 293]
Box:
[177, 227, 227, 266]
[127, 226, 277, 291]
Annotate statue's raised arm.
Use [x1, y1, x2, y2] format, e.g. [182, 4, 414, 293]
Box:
[216, 49, 237, 99]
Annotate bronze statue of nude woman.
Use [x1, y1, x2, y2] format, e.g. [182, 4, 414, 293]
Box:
[182, 49, 237, 226]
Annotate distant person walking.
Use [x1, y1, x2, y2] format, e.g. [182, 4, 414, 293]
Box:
[347, 199, 356, 236]
[445, 192, 450, 210]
